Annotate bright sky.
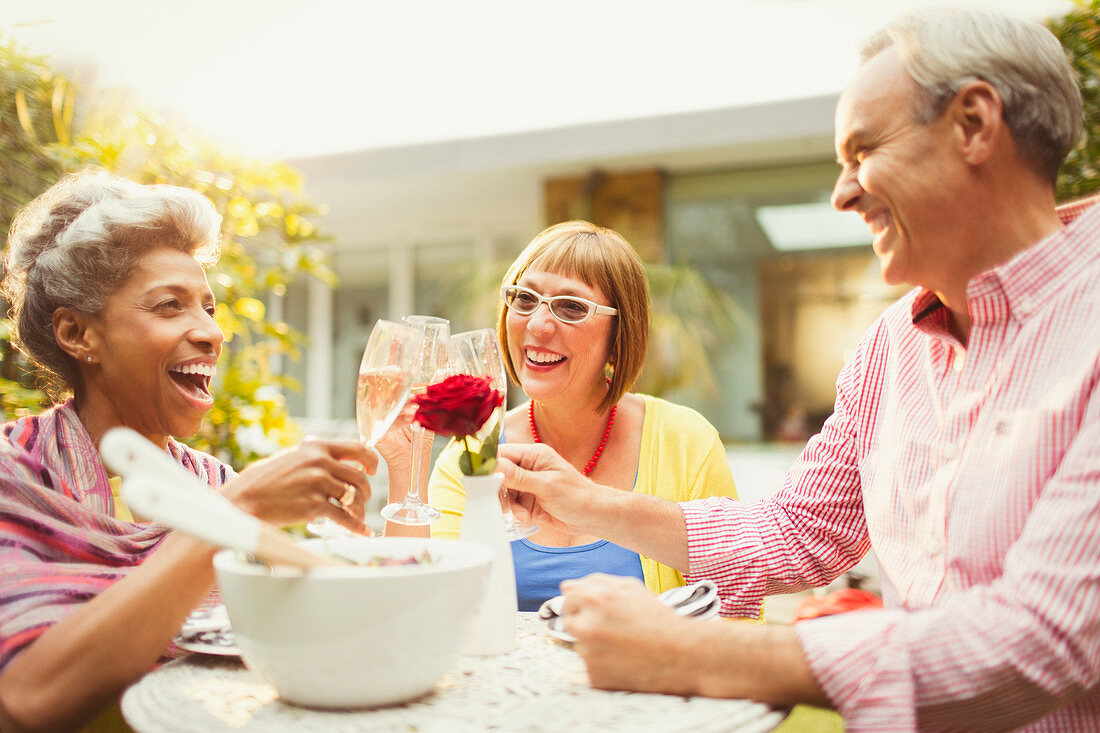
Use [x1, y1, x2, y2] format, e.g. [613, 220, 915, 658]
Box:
[5, 0, 1073, 160]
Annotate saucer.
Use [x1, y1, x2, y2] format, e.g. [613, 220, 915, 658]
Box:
[175, 604, 239, 656]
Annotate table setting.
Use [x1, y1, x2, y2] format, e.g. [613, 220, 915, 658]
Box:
[107, 314, 786, 733]
[124, 612, 783, 733]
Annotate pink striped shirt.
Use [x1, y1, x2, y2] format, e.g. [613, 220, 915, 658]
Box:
[682, 198, 1100, 731]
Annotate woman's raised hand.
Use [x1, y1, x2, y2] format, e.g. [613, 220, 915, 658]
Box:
[372, 403, 430, 475]
[220, 439, 378, 534]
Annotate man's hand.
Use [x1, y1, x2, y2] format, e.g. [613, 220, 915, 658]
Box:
[560, 574, 702, 695]
[497, 443, 612, 535]
[499, 442, 691, 570]
[561, 574, 829, 708]
[222, 438, 377, 535]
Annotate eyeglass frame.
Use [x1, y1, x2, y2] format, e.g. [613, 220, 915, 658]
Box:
[500, 284, 618, 324]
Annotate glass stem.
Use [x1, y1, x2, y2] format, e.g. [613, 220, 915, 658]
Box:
[407, 422, 427, 505]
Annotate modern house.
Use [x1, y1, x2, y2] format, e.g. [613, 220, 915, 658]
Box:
[283, 91, 902, 469]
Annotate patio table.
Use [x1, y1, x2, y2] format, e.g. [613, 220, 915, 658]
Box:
[121, 613, 785, 732]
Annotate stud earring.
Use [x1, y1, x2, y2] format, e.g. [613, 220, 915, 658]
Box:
[86, 356, 93, 363]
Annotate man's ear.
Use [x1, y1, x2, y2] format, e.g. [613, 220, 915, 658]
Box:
[53, 307, 99, 363]
[950, 79, 1003, 166]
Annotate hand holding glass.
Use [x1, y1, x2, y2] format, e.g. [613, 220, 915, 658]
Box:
[380, 315, 450, 525]
[355, 321, 423, 446]
[451, 328, 538, 540]
[309, 319, 421, 537]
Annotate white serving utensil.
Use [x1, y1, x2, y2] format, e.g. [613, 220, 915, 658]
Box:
[100, 427, 349, 569]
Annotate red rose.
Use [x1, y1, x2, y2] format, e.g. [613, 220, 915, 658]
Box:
[413, 374, 504, 438]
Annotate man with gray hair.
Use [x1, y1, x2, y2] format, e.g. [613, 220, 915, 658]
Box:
[500, 7, 1100, 730]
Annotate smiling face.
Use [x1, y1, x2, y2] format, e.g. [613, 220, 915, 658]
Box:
[505, 267, 615, 407]
[79, 246, 223, 446]
[831, 47, 962, 292]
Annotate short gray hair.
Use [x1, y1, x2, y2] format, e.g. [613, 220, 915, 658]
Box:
[3, 170, 222, 399]
[863, 7, 1082, 183]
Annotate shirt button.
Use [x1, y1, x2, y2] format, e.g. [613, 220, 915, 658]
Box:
[1018, 299, 1033, 316]
[943, 443, 959, 460]
[925, 537, 943, 556]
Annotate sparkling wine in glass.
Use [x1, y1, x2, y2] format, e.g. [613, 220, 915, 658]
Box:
[356, 366, 413, 445]
[380, 315, 450, 525]
[451, 328, 538, 540]
[309, 320, 421, 537]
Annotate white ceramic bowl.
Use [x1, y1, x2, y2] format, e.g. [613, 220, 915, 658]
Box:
[213, 536, 492, 708]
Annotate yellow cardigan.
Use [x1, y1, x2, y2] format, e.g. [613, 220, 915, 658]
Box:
[428, 394, 740, 595]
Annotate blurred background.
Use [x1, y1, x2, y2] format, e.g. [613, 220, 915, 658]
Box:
[2, 0, 1095, 512]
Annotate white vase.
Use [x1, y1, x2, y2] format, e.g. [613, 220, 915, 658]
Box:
[458, 472, 517, 655]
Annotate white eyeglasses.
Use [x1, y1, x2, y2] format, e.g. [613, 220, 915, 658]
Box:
[500, 285, 618, 324]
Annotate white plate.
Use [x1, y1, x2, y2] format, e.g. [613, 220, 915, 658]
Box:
[537, 580, 721, 644]
[537, 601, 576, 643]
[543, 624, 576, 644]
[174, 604, 239, 657]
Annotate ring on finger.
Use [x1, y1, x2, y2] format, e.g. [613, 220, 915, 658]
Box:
[339, 484, 356, 508]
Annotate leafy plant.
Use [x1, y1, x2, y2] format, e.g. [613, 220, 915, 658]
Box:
[0, 34, 331, 467]
[1050, 0, 1100, 200]
[640, 263, 746, 397]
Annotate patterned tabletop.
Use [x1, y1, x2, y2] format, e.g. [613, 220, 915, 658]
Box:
[122, 613, 785, 733]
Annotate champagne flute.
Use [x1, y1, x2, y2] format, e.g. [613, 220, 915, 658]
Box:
[451, 328, 538, 540]
[380, 315, 450, 525]
[355, 320, 423, 446]
[309, 319, 422, 537]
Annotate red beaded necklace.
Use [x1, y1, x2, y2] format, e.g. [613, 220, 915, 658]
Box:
[528, 400, 617, 477]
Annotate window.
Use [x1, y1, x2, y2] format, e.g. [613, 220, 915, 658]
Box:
[667, 161, 902, 441]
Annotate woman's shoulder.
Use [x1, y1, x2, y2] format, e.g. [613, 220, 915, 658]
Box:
[2, 401, 69, 448]
[3, 411, 36, 446]
[637, 393, 720, 437]
[167, 439, 235, 487]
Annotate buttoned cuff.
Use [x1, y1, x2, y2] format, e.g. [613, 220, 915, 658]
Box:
[795, 608, 916, 731]
[681, 499, 767, 618]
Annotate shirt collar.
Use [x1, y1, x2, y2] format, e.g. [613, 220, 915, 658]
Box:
[910, 290, 946, 326]
[909, 200, 1100, 328]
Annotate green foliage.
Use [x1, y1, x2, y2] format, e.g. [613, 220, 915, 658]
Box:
[1050, 0, 1100, 200]
[457, 435, 499, 477]
[0, 34, 331, 468]
[0, 38, 64, 245]
[0, 39, 64, 420]
[640, 263, 746, 398]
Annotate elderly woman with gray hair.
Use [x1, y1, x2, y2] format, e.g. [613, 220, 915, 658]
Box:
[0, 171, 377, 731]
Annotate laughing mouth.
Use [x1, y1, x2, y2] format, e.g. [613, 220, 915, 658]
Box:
[526, 349, 565, 365]
[866, 210, 892, 237]
[168, 362, 216, 401]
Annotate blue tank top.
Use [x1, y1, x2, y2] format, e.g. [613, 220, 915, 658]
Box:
[512, 538, 644, 612]
[497, 425, 644, 611]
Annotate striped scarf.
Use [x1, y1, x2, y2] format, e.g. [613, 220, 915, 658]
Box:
[0, 400, 232, 671]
